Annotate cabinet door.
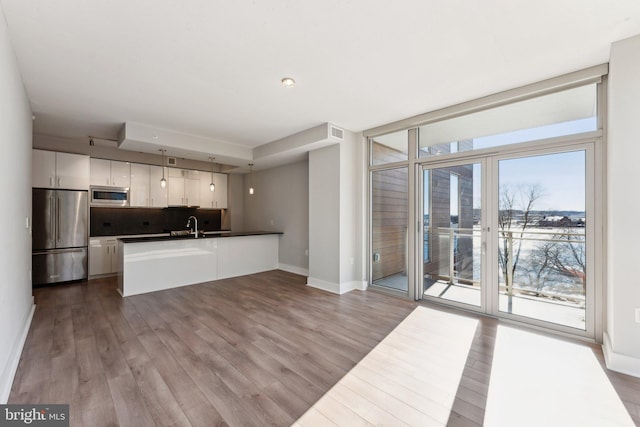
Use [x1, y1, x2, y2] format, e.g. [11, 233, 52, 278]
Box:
[110, 161, 131, 187]
[89, 238, 110, 276]
[129, 163, 150, 207]
[149, 166, 168, 207]
[56, 152, 90, 190]
[168, 176, 185, 205]
[32, 150, 56, 188]
[90, 158, 111, 186]
[109, 240, 119, 273]
[214, 173, 228, 209]
[185, 178, 200, 207]
[199, 173, 215, 208]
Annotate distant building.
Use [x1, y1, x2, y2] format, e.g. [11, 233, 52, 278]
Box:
[537, 215, 585, 227]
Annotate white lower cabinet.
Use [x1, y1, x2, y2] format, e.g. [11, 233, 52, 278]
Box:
[89, 237, 119, 276]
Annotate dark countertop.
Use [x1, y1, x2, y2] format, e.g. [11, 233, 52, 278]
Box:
[119, 230, 283, 244]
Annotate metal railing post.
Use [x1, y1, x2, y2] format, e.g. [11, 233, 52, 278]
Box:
[449, 229, 455, 283]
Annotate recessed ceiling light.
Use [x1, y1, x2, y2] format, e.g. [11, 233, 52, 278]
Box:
[281, 77, 295, 88]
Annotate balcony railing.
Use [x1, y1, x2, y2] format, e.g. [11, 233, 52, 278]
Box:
[424, 226, 586, 305]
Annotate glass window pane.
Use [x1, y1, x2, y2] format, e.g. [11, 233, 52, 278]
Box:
[371, 130, 409, 165]
[423, 163, 482, 307]
[372, 167, 408, 292]
[419, 84, 597, 157]
[497, 150, 586, 330]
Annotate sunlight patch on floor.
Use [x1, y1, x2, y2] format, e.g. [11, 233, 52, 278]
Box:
[294, 306, 478, 426]
[485, 325, 634, 427]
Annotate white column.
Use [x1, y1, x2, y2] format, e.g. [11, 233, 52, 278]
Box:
[308, 131, 364, 294]
[605, 33, 640, 377]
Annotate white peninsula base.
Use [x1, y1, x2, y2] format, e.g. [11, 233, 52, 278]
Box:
[117, 233, 280, 297]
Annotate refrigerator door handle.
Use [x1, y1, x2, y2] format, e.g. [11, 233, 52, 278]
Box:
[57, 196, 61, 243]
[50, 196, 55, 242]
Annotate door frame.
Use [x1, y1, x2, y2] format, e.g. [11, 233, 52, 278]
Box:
[417, 156, 489, 314]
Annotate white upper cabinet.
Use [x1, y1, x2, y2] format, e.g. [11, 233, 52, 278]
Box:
[149, 166, 168, 207]
[214, 173, 228, 209]
[129, 163, 150, 207]
[198, 172, 227, 209]
[110, 161, 131, 188]
[32, 149, 89, 190]
[32, 150, 56, 188]
[167, 175, 185, 206]
[89, 158, 110, 186]
[184, 178, 200, 207]
[199, 172, 215, 208]
[90, 158, 130, 187]
[167, 169, 200, 206]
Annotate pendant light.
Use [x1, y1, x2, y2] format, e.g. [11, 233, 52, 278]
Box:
[248, 163, 255, 195]
[209, 157, 216, 192]
[159, 149, 167, 188]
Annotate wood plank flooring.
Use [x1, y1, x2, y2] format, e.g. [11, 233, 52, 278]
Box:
[9, 270, 640, 426]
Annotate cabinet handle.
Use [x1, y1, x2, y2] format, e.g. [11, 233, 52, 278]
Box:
[57, 177, 61, 187]
[49, 177, 53, 187]
[106, 178, 109, 185]
[107, 246, 109, 254]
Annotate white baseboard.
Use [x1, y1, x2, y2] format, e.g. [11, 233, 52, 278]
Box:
[0, 302, 35, 403]
[278, 263, 309, 277]
[603, 332, 640, 378]
[306, 277, 364, 294]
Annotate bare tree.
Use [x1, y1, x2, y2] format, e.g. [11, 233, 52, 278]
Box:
[498, 183, 544, 311]
[547, 227, 586, 294]
[522, 240, 556, 295]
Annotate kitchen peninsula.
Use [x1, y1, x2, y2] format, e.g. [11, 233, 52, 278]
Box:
[117, 231, 282, 296]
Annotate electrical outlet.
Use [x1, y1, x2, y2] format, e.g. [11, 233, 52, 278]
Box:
[635, 308, 640, 324]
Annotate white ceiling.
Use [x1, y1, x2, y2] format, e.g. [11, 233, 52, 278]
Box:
[2, 0, 640, 162]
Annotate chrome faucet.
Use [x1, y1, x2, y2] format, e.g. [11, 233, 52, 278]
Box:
[186, 215, 198, 238]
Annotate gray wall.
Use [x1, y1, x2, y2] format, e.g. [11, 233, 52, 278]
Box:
[243, 160, 309, 272]
[0, 5, 34, 402]
[309, 145, 340, 283]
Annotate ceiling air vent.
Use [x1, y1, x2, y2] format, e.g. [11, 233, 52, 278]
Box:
[167, 157, 177, 166]
[330, 126, 344, 140]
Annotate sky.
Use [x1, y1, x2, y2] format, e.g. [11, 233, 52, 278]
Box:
[424, 117, 592, 213]
[480, 118, 591, 212]
[498, 150, 585, 212]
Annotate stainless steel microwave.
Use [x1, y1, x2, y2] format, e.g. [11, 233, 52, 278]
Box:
[90, 186, 129, 206]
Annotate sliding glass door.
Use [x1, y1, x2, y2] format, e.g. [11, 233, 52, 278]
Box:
[418, 146, 593, 335]
[421, 160, 484, 308]
[495, 149, 590, 331]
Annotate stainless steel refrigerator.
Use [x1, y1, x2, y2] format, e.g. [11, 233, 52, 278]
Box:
[32, 188, 88, 285]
